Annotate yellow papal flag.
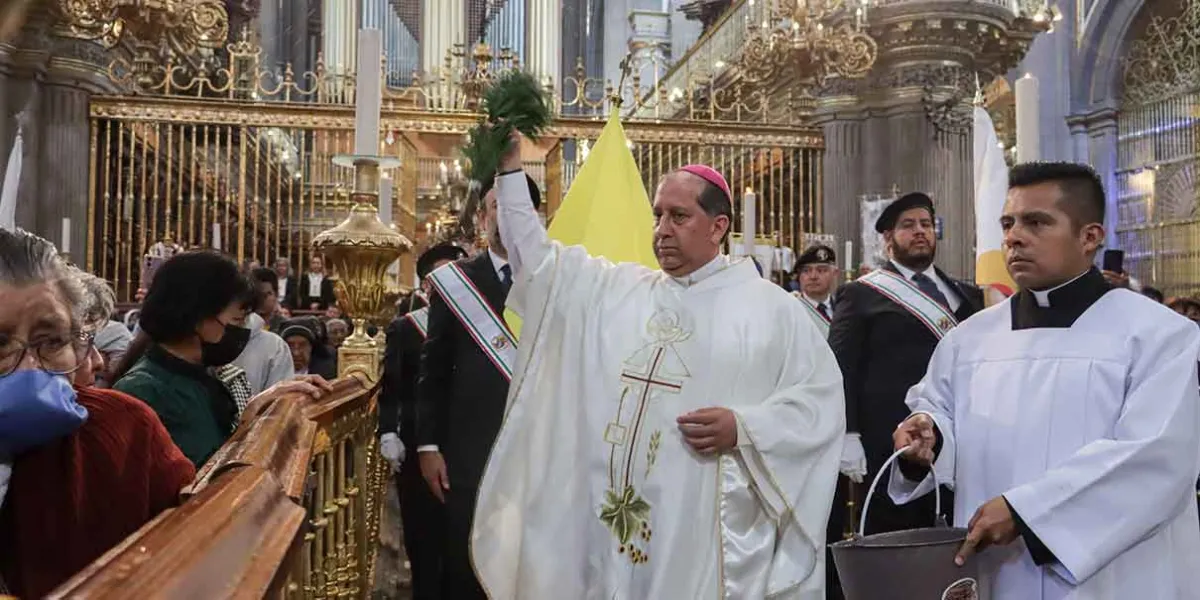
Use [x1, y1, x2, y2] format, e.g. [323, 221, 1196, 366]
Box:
[973, 105, 1017, 298]
[504, 109, 657, 337]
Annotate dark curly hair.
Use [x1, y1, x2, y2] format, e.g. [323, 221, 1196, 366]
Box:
[138, 250, 251, 342]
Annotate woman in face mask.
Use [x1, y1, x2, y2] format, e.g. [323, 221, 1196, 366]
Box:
[110, 251, 333, 467]
[0, 230, 196, 599]
[108, 251, 260, 466]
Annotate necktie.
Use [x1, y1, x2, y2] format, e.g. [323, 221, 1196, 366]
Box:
[817, 302, 829, 319]
[499, 264, 512, 294]
[911, 272, 950, 310]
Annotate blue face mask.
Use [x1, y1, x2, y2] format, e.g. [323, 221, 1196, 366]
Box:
[0, 369, 88, 456]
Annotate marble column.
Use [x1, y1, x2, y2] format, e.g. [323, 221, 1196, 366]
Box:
[0, 13, 123, 266]
[816, 66, 976, 279]
[526, 0, 562, 85]
[1084, 107, 1120, 248]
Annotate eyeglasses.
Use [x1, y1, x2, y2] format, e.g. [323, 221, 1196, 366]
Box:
[0, 330, 95, 378]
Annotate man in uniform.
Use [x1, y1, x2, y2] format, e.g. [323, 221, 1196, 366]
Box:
[790, 243, 869, 599]
[415, 173, 541, 599]
[828, 192, 983, 540]
[792, 244, 839, 336]
[379, 243, 467, 600]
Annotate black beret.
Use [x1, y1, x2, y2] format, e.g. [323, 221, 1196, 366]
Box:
[874, 192, 935, 233]
[796, 244, 837, 267]
[480, 172, 542, 211]
[417, 243, 468, 279]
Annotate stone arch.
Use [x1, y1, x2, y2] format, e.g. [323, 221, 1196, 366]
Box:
[1072, 0, 1145, 110]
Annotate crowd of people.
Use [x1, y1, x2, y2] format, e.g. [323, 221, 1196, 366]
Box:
[3, 145, 1199, 599]
[0, 235, 358, 597]
[376, 133, 1199, 600]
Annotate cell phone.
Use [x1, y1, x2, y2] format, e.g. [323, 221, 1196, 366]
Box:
[1102, 249, 1125, 274]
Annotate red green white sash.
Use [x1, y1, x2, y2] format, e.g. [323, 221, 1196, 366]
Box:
[792, 292, 831, 337]
[859, 269, 958, 339]
[405, 306, 429, 338]
[428, 263, 516, 380]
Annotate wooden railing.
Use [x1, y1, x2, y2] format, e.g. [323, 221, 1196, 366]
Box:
[49, 374, 387, 599]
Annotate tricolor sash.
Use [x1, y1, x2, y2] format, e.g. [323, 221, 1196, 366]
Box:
[859, 269, 958, 339]
[428, 263, 516, 380]
[405, 306, 430, 338]
[792, 292, 831, 337]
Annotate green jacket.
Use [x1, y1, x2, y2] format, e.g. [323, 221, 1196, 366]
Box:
[114, 345, 237, 467]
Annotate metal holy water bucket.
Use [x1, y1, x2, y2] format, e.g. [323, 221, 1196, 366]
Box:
[830, 446, 988, 600]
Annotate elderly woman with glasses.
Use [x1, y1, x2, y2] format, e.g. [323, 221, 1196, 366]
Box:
[0, 229, 196, 598]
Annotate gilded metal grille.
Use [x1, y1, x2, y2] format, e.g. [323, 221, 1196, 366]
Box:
[87, 36, 824, 301]
[1116, 0, 1200, 295]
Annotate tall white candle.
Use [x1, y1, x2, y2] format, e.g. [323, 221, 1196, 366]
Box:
[844, 240, 853, 272]
[61, 217, 70, 254]
[379, 176, 393, 224]
[1015, 73, 1041, 163]
[353, 29, 383, 156]
[742, 189, 756, 260]
[212, 222, 222, 251]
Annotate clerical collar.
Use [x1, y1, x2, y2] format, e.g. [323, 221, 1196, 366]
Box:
[1030, 269, 1092, 308]
[670, 254, 727, 287]
[1012, 267, 1112, 330]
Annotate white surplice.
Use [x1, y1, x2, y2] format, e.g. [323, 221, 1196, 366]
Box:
[889, 290, 1200, 600]
[471, 172, 845, 600]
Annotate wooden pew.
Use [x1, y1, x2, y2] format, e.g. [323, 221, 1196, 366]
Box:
[50, 374, 388, 599]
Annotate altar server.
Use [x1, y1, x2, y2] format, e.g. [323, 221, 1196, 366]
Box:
[892, 162, 1200, 599]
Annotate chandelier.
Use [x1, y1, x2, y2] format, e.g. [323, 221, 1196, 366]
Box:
[736, 0, 878, 93]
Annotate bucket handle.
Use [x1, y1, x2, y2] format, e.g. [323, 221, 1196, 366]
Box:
[857, 445, 944, 537]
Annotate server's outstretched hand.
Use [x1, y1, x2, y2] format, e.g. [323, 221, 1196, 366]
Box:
[955, 496, 1018, 566]
[677, 407, 737, 455]
[893, 413, 937, 466]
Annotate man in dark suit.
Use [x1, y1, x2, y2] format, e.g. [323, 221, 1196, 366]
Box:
[827, 192, 983, 578]
[272, 257, 299, 311]
[378, 243, 468, 600]
[416, 172, 541, 600]
[298, 253, 336, 310]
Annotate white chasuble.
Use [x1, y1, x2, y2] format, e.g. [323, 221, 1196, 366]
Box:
[889, 291, 1200, 600]
[471, 246, 845, 600]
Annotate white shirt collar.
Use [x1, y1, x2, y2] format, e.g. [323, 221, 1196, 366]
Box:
[892, 261, 931, 282]
[670, 254, 728, 287]
[488, 249, 509, 278]
[803, 293, 831, 307]
[1030, 269, 1091, 308]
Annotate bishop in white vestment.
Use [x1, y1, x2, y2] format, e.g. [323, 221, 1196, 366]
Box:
[889, 162, 1200, 600]
[471, 166, 845, 599]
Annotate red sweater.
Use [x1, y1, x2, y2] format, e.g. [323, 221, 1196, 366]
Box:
[0, 386, 196, 598]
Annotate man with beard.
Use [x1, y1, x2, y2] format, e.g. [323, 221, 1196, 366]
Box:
[827, 192, 983, 545]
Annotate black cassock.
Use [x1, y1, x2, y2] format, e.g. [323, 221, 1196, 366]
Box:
[380, 296, 443, 600]
[416, 251, 510, 600]
[825, 262, 982, 598]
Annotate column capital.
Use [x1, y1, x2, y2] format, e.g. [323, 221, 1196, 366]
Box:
[1067, 105, 1119, 135]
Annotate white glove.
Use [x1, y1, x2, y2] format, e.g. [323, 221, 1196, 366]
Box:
[380, 433, 405, 472]
[839, 432, 867, 483]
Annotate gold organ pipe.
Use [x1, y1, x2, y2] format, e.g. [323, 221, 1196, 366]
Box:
[274, 135, 283, 261]
[120, 121, 132, 298]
